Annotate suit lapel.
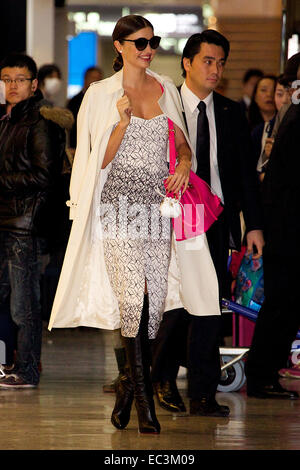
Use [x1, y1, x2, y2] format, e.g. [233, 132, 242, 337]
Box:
[213, 91, 229, 173]
[177, 85, 188, 131]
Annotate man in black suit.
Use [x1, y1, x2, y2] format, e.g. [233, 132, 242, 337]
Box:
[67, 66, 103, 151]
[245, 57, 300, 400]
[151, 30, 264, 417]
[238, 68, 263, 116]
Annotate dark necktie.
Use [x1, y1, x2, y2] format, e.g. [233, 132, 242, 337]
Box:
[196, 101, 210, 184]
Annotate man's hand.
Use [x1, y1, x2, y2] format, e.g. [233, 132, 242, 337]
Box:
[246, 229, 265, 259]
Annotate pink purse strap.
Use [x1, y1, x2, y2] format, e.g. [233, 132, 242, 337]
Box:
[168, 118, 176, 175]
[159, 83, 176, 176]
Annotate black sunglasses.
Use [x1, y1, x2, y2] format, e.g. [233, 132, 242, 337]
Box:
[122, 36, 161, 51]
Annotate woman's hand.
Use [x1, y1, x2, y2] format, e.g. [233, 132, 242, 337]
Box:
[166, 156, 191, 195]
[117, 93, 132, 128]
[101, 94, 132, 169]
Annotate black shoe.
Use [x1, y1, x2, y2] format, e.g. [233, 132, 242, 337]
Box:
[154, 380, 186, 413]
[190, 397, 230, 417]
[247, 382, 299, 399]
[0, 364, 17, 376]
[111, 373, 134, 430]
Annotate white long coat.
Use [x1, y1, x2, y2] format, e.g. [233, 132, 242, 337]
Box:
[48, 69, 220, 331]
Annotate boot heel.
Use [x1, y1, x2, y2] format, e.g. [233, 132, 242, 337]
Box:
[135, 397, 160, 434]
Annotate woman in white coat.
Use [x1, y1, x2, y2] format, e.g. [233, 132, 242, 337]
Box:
[48, 14, 220, 434]
[102, 15, 192, 434]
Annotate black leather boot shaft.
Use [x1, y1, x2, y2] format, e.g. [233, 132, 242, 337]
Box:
[111, 365, 134, 430]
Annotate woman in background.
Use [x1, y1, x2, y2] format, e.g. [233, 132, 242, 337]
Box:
[248, 75, 276, 132]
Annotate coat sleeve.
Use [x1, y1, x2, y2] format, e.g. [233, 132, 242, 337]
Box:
[67, 87, 92, 219]
[234, 106, 264, 232]
[0, 118, 64, 196]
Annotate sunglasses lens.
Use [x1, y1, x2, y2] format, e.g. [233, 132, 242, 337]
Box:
[150, 36, 161, 49]
[135, 38, 148, 51]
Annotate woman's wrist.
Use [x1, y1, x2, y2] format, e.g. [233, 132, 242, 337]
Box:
[118, 120, 129, 131]
[177, 154, 192, 168]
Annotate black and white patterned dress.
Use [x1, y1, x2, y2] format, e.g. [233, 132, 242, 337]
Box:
[100, 114, 171, 339]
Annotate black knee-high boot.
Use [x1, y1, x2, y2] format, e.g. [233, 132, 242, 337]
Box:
[111, 360, 134, 430]
[123, 334, 160, 434]
[141, 337, 161, 433]
[139, 294, 160, 432]
[122, 294, 160, 434]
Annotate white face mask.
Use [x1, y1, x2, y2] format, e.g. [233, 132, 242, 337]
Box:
[44, 77, 62, 96]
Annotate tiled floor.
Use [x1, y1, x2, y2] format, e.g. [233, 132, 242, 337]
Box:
[0, 325, 299, 451]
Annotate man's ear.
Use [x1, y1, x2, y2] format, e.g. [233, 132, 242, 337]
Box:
[182, 57, 191, 74]
[31, 78, 38, 93]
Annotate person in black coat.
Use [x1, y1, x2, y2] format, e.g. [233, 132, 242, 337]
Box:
[0, 53, 66, 389]
[238, 68, 263, 116]
[151, 30, 264, 417]
[67, 66, 103, 151]
[245, 60, 300, 399]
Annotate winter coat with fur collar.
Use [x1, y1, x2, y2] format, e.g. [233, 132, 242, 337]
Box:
[0, 92, 73, 236]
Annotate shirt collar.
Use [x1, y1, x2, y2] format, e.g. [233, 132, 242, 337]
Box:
[181, 81, 213, 113]
[243, 95, 251, 107]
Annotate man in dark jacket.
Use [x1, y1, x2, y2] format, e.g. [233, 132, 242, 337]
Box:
[245, 58, 300, 399]
[151, 31, 264, 417]
[0, 53, 66, 389]
[67, 66, 103, 151]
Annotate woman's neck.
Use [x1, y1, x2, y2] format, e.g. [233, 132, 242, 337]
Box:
[122, 64, 148, 91]
[261, 110, 275, 122]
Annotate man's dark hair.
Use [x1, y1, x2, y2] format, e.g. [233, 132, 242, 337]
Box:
[242, 68, 264, 84]
[0, 53, 38, 79]
[181, 30, 230, 78]
[84, 66, 103, 80]
[277, 73, 289, 88]
[37, 64, 61, 84]
[282, 52, 300, 84]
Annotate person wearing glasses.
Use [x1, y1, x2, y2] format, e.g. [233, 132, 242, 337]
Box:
[48, 15, 220, 433]
[0, 54, 67, 389]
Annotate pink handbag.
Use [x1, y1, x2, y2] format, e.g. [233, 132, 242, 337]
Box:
[165, 117, 223, 241]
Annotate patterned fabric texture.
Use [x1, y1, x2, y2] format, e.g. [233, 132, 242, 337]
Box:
[100, 115, 171, 338]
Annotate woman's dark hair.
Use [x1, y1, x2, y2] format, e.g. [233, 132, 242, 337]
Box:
[181, 30, 230, 78]
[276, 73, 289, 88]
[242, 68, 263, 84]
[112, 15, 154, 72]
[37, 64, 62, 85]
[247, 74, 276, 130]
[0, 53, 37, 79]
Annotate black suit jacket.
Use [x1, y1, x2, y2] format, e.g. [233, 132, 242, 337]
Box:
[179, 86, 263, 250]
[212, 91, 263, 249]
[261, 103, 300, 255]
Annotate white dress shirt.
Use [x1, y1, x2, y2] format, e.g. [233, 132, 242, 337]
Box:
[180, 81, 224, 203]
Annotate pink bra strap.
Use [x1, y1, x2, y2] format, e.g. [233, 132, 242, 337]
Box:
[159, 83, 176, 175]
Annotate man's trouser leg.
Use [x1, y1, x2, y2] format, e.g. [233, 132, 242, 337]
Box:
[4, 233, 42, 385]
